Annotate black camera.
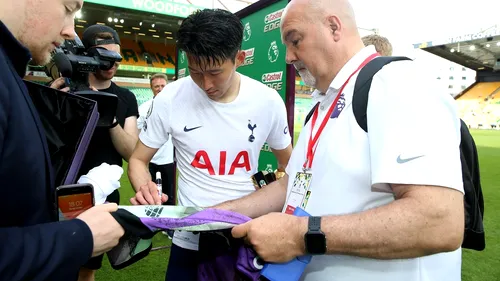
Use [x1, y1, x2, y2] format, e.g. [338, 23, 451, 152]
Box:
[46, 34, 122, 128]
[50, 34, 122, 92]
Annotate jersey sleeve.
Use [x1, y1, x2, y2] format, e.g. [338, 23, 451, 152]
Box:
[366, 61, 463, 193]
[139, 92, 172, 149]
[266, 90, 292, 150]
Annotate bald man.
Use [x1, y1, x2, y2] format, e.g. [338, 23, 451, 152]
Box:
[215, 0, 464, 280]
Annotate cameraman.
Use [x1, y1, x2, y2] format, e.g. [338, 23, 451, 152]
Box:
[51, 24, 139, 281]
[0, 1, 125, 281]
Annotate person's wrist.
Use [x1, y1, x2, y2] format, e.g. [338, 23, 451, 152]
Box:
[274, 168, 286, 179]
[294, 216, 308, 256]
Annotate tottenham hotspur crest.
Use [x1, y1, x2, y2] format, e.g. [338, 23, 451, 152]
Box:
[248, 120, 257, 142]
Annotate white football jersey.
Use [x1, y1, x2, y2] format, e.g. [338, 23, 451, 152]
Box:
[140, 73, 291, 250]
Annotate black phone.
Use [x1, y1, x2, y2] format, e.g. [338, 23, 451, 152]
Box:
[55, 183, 95, 221]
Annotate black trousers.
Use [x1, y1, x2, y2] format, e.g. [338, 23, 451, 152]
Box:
[149, 162, 176, 206]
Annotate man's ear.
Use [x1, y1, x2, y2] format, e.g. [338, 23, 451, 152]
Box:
[235, 50, 247, 68]
[327, 15, 342, 42]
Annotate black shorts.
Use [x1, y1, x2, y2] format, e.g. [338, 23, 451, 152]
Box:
[82, 189, 120, 270]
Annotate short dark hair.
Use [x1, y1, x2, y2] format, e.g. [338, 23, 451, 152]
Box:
[177, 9, 243, 69]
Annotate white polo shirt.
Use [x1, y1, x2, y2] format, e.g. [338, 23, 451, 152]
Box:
[285, 46, 464, 281]
[138, 99, 174, 165]
[140, 73, 291, 250]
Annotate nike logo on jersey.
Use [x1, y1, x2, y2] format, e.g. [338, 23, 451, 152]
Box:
[397, 154, 424, 164]
[184, 125, 202, 132]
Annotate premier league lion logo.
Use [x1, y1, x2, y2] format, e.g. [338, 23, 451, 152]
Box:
[268, 41, 279, 63]
[243, 22, 252, 42]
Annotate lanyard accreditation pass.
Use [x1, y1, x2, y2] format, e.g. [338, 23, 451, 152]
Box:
[283, 53, 380, 215]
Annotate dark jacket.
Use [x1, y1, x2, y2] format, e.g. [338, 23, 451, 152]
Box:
[0, 21, 93, 281]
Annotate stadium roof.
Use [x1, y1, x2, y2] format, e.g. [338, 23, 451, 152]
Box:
[175, 0, 260, 13]
[76, 0, 260, 44]
[413, 26, 500, 72]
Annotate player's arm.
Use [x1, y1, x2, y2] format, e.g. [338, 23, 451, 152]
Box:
[110, 116, 139, 161]
[128, 140, 157, 192]
[292, 63, 465, 259]
[128, 92, 171, 205]
[297, 184, 464, 259]
[268, 91, 293, 172]
[214, 173, 289, 218]
[272, 145, 292, 172]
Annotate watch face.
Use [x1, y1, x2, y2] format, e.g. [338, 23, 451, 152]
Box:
[305, 232, 326, 254]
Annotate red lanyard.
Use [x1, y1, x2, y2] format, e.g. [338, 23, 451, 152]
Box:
[304, 53, 379, 170]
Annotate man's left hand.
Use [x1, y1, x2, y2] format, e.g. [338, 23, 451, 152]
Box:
[231, 212, 307, 263]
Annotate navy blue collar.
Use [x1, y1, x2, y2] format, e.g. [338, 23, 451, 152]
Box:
[0, 20, 32, 77]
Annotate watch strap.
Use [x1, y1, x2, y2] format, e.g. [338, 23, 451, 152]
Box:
[308, 216, 321, 231]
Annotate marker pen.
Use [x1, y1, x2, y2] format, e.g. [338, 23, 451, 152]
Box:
[155, 171, 162, 203]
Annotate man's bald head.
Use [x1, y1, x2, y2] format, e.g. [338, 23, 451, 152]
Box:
[283, 0, 358, 31]
[280, 0, 365, 93]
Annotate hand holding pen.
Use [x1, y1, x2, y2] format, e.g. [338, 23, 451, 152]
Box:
[130, 179, 168, 206]
[155, 172, 163, 205]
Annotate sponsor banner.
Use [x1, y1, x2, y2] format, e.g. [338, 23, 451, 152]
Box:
[237, 1, 290, 170]
[85, 0, 204, 18]
[264, 8, 283, 33]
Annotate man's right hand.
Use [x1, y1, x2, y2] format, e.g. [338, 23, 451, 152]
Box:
[76, 203, 125, 257]
[130, 181, 168, 205]
[49, 77, 98, 92]
[50, 77, 70, 92]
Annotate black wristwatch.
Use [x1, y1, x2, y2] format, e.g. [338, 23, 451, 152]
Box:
[304, 216, 327, 255]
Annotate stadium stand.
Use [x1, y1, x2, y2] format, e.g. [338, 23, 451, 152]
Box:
[125, 87, 153, 106]
[457, 82, 500, 128]
[414, 27, 500, 130]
